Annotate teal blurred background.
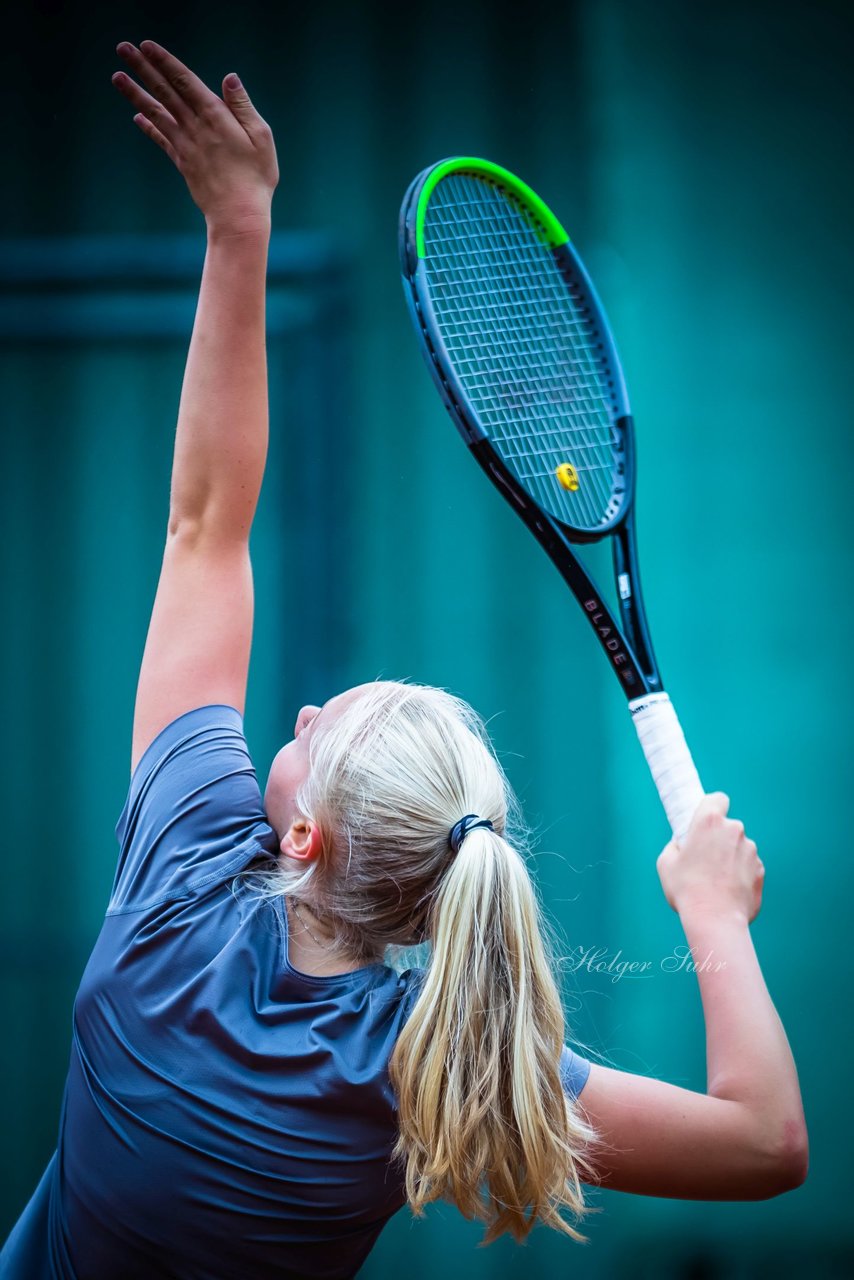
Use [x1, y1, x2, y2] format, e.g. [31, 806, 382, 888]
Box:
[1, 0, 851, 1274]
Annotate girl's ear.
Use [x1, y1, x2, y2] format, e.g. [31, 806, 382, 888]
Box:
[280, 817, 323, 863]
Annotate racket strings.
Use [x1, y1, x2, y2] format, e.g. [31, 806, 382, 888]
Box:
[422, 175, 622, 531]
[428, 195, 615, 528]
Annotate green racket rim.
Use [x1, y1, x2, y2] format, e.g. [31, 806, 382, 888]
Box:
[414, 157, 570, 258]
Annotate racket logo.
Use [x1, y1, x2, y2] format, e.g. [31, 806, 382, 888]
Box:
[584, 598, 636, 685]
[556, 462, 580, 492]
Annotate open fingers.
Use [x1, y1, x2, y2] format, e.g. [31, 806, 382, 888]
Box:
[132, 112, 177, 162]
[137, 39, 220, 116]
[112, 66, 179, 140]
[116, 43, 191, 125]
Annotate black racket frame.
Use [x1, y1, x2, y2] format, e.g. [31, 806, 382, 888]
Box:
[399, 167, 663, 700]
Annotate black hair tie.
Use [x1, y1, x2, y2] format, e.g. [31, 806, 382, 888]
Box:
[448, 813, 494, 854]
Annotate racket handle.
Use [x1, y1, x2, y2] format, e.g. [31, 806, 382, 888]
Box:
[628, 692, 704, 842]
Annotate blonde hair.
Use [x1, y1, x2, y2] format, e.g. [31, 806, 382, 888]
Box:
[243, 679, 599, 1244]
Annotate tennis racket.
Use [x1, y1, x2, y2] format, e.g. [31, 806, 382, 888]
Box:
[399, 157, 704, 841]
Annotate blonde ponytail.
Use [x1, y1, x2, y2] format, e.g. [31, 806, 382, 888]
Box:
[389, 821, 598, 1243]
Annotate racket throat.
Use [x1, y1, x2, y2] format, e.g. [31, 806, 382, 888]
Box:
[613, 517, 661, 692]
[578, 591, 646, 693]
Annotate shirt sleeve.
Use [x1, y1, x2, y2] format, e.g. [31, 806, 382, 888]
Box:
[109, 704, 280, 914]
[560, 1044, 592, 1100]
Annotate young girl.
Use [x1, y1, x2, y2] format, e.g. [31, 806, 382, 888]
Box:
[0, 39, 807, 1280]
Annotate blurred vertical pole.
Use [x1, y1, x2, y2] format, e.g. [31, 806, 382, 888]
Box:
[572, 0, 853, 1271]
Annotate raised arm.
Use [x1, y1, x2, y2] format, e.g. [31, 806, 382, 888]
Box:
[575, 795, 808, 1200]
[111, 41, 279, 772]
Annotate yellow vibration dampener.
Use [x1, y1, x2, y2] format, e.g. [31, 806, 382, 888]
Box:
[556, 462, 579, 491]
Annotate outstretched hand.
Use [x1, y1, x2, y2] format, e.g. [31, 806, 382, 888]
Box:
[112, 40, 279, 236]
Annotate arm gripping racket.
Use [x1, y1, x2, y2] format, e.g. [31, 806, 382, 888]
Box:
[399, 157, 704, 841]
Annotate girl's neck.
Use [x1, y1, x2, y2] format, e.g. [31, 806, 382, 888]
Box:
[285, 897, 371, 977]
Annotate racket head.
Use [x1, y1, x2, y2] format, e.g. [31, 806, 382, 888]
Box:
[400, 157, 634, 540]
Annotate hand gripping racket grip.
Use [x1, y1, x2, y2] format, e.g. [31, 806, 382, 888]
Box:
[629, 692, 704, 842]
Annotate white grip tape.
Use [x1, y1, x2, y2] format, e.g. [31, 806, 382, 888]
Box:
[629, 692, 704, 841]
